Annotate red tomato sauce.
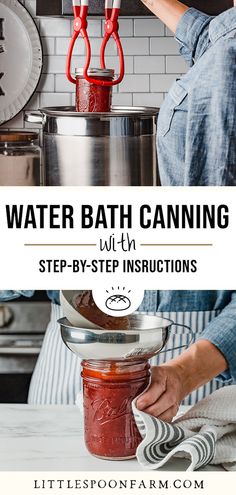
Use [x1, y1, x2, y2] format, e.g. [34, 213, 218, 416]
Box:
[81, 360, 150, 459]
[75, 69, 114, 112]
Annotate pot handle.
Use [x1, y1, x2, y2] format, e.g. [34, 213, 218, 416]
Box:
[24, 111, 43, 125]
[160, 323, 194, 354]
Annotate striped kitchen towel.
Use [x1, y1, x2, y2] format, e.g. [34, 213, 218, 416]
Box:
[132, 386, 236, 471]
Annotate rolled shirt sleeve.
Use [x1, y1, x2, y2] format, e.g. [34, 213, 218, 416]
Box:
[175, 8, 212, 66]
[175, 38, 236, 186]
[0, 290, 35, 301]
[198, 292, 236, 384]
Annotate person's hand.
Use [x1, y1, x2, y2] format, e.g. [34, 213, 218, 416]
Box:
[136, 340, 228, 423]
[139, 1, 188, 34]
[136, 364, 185, 422]
[140, 0, 155, 7]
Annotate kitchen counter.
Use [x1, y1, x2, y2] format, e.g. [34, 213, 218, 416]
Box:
[0, 405, 224, 471]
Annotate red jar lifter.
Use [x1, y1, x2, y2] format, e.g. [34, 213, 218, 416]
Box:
[66, 0, 124, 87]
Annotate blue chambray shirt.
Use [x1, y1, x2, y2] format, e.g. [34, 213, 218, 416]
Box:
[157, 7, 236, 185]
[1, 289, 236, 384]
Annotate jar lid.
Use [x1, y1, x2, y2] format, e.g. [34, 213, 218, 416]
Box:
[0, 131, 39, 143]
[75, 67, 115, 78]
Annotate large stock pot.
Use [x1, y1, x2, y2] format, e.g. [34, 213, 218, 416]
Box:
[25, 106, 159, 186]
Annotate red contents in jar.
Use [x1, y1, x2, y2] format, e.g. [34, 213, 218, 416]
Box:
[76, 69, 114, 112]
[82, 360, 150, 459]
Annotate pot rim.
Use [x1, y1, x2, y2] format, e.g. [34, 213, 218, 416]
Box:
[39, 105, 159, 118]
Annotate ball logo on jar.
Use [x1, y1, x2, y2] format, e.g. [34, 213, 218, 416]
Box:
[92, 397, 132, 425]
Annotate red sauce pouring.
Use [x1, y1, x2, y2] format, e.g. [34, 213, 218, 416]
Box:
[82, 359, 150, 460]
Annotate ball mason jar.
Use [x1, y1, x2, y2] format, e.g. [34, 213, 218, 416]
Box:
[0, 131, 41, 186]
[75, 68, 114, 112]
[81, 359, 150, 460]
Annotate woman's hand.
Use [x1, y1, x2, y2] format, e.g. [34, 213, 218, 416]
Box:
[140, 0, 188, 34]
[136, 339, 228, 422]
[136, 364, 185, 422]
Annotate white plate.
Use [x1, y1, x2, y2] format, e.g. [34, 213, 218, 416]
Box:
[0, 0, 43, 124]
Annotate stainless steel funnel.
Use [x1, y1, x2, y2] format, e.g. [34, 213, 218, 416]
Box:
[58, 314, 173, 361]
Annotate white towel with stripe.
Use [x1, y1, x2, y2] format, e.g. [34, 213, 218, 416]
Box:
[132, 386, 236, 471]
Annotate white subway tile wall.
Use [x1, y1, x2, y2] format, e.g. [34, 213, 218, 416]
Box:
[3, 0, 188, 130]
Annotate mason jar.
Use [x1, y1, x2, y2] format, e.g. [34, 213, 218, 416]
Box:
[0, 131, 41, 186]
[81, 359, 150, 460]
[75, 68, 114, 112]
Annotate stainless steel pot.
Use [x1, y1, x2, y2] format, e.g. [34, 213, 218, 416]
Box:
[25, 106, 159, 186]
